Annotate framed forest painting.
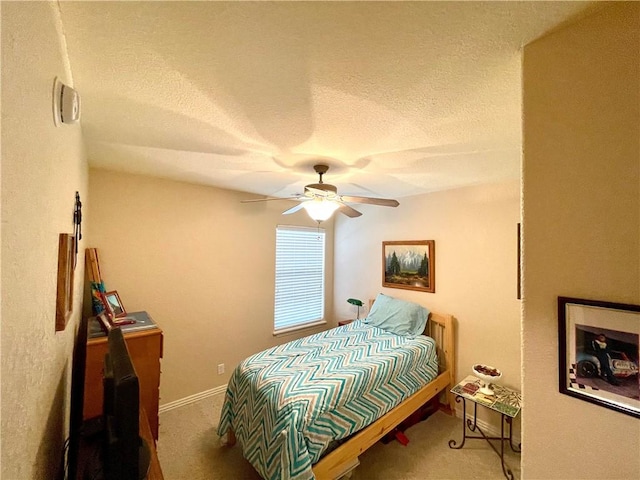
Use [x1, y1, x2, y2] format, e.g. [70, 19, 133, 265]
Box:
[382, 240, 435, 293]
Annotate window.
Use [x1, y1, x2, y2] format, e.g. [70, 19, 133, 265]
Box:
[274, 225, 326, 334]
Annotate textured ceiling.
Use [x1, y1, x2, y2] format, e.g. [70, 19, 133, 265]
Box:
[58, 1, 595, 200]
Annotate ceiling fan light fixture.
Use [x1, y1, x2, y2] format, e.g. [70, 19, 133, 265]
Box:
[242, 164, 397, 220]
[302, 198, 340, 222]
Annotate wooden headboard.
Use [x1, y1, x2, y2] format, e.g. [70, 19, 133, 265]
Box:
[427, 311, 456, 383]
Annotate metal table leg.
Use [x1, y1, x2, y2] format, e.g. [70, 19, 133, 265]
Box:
[448, 395, 520, 480]
[448, 396, 469, 449]
[505, 416, 521, 453]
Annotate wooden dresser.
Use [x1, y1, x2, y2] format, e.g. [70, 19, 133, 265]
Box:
[84, 317, 163, 441]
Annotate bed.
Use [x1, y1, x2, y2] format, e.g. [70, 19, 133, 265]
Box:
[218, 295, 456, 480]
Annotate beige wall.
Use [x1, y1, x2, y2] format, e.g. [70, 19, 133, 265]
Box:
[1, 2, 89, 478]
[333, 181, 522, 431]
[87, 169, 334, 404]
[522, 3, 639, 479]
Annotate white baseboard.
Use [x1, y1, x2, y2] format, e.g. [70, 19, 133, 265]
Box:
[453, 406, 521, 446]
[159, 386, 521, 447]
[159, 384, 228, 414]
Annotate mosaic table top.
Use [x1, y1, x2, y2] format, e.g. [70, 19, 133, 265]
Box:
[451, 375, 522, 418]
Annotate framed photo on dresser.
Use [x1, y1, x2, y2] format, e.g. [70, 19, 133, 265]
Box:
[102, 290, 127, 318]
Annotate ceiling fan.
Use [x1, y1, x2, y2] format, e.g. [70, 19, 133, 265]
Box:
[242, 164, 399, 222]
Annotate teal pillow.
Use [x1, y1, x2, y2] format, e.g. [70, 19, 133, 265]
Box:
[365, 293, 429, 336]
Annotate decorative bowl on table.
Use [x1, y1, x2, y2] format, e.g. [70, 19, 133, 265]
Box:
[472, 364, 502, 396]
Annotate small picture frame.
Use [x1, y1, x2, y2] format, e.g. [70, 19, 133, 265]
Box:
[102, 290, 127, 318]
[558, 296, 640, 418]
[382, 240, 435, 293]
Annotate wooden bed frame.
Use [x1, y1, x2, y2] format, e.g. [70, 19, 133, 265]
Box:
[312, 309, 456, 479]
[227, 306, 456, 480]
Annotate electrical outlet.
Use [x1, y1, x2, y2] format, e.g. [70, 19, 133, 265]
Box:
[217, 363, 225, 375]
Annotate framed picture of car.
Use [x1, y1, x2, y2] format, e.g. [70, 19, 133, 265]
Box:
[558, 296, 640, 418]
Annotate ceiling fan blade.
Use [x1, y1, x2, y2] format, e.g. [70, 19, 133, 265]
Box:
[338, 204, 362, 218]
[241, 195, 302, 203]
[340, 195, 399, 207]
[241, 198, 283, 203]
[282, 203, 307, 215]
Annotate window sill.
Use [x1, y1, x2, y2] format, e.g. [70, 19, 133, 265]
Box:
[273, 320, 327, 337]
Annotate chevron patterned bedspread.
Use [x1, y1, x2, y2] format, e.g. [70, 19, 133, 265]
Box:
[217, 320, 439, 480]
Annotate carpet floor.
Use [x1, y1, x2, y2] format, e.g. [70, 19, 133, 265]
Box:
[156, 394, 521, 479]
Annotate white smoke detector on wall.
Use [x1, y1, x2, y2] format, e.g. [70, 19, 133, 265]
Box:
[52, 77, 81, 126]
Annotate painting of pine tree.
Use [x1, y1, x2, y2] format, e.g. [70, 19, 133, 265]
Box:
[382, 240, 435, 293]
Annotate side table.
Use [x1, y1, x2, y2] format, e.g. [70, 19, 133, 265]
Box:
[448, 375, 522, 480]
[338, 319, 355, 326]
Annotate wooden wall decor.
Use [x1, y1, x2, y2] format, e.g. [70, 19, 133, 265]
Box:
[85, 248, 102, 284]
[56, 233, 75, 331]
[517, 223, 522, 300]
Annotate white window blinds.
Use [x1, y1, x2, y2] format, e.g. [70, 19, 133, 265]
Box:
[274, 225, 326, 333]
